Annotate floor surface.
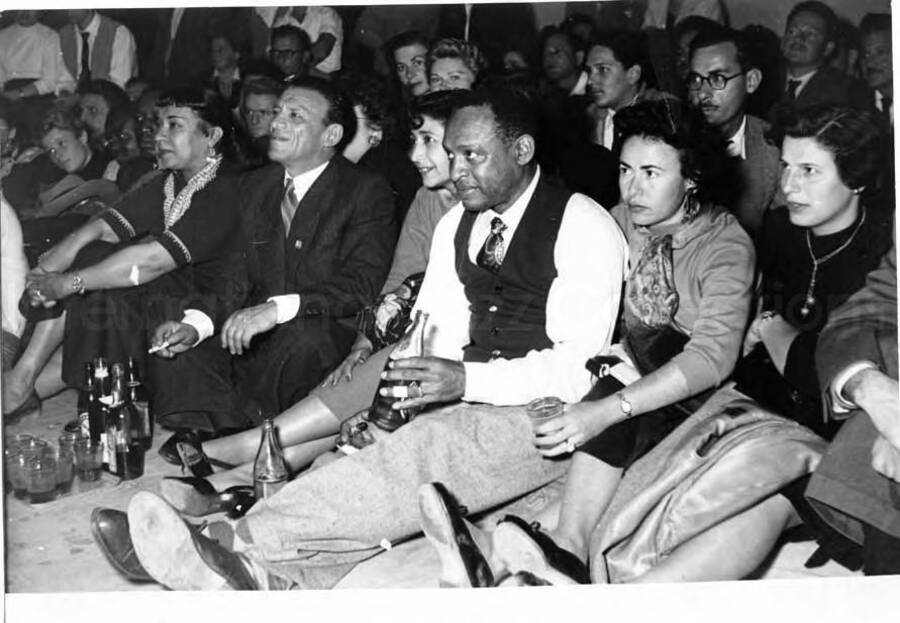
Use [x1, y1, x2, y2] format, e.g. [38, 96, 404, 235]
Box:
[3, 389, 859, 593]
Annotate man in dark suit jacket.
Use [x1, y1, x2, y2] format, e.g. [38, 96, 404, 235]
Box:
[771, 2, 871, 120]
[437, 3, 537, 71]
[689, 26, 782, 236]
[144, 7, 236, 87]
[221, 77, 396, 419]
[808, 245, 900, 575]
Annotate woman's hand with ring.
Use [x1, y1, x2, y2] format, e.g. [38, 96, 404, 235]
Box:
[532, 401, 612, 457]
[25, 272, 70, 307]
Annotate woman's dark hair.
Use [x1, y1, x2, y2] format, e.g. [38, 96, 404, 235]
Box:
[407, 89, 470, 132]
[155, 87, 238, 160]
[613, 98, 734, 208]
[427, 38, 488, 80]
[104, 103, 138, 138]
[335, 71, 403, 142]
[78, 79, 131, 117]
[780, 104, 884, 192]
[384, 30, 432, 63]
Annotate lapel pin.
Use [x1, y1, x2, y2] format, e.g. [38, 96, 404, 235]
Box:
[294, 240, 303, 250]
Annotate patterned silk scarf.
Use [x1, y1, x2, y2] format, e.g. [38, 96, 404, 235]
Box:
[627, 233, 680, 328]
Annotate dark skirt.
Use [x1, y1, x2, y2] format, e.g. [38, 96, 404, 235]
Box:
[56, 240, 248, 433]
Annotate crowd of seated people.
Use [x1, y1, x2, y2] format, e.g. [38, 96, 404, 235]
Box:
[0, 2, 897, 590]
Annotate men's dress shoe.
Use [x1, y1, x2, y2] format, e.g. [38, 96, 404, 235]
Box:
[492, 515, 590, 585]
[90, 508, 154, 583]
[127, 491, 260, 590]
[417, 482, 494, 588]
[160, 477, 257, 519]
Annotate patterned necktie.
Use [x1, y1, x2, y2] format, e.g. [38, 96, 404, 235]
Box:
[476, 217, 507, 273]
[281, 178, 299, 236]
[786, 79, 802, 102]
[80, 31, 92, 86]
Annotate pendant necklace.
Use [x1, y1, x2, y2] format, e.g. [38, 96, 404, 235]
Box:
[800, 207, 866, 317]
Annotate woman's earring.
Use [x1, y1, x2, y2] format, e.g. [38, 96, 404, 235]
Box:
[206, 146, 217, 164]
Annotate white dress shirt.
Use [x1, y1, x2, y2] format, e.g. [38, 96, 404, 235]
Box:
[0, 22, 74, 95]
[412, 168, 629, 405]
[726, 115, 747, 159]
[260, 6, 343, 74]
[785, 68, 817, 98]
[74, 12, 137, 89]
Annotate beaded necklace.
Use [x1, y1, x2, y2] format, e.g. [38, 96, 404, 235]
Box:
[162, 156, 222, 229]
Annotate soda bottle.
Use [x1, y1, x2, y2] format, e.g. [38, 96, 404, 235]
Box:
[367, 310, 429, 431]
[75, 362, 95, 439]
[103, 363, 128, 474]
[253, 418, 289, 500]
[126, 357, 153, 450]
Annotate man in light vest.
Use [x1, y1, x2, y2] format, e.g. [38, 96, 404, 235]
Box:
[60, 10, 137, 90]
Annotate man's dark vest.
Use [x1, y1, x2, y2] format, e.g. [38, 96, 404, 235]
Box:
[60, 17, 118, 85]
[454, 178, 571, 363]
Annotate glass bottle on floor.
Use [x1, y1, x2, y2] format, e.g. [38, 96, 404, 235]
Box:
[253, 418, 289, 499]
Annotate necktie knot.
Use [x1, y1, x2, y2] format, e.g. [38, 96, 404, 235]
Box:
[281, 178, 300, 235]
[786, 79, 802, 101]
[490, 217, 507, 236]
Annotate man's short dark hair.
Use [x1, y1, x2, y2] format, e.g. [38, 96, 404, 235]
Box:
[787, 1, 838, 42]
[690, 24, 759, 72]
[384, 30, 431, 61]
[451, 86, 539, 148]
[587, 30, 652, 88]
[271, 24, 311, 51]
[285, 76, 354, 153]
[860, 13, 891, 38]
[241, 75, 285, 109]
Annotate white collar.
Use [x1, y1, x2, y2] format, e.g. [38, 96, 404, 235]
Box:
[786, 68, 818, 94]
[283, 159, 330, 202]
[726, 115, 748, 159]
[81, 12, 101, 36]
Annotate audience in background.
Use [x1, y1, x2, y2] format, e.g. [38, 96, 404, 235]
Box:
[385, 30, 432, 100]
[427, 38, 487, 92]
[60, 9, 137, 90]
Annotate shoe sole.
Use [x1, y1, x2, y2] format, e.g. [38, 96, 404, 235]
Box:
[417, 484, 474, 588]
[492, 522, 578, 586]
[128, 491, 229, 590]
[159, 479, 220, 517]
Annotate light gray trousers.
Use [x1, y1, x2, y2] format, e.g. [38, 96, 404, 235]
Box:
[238, 402, 570, 589]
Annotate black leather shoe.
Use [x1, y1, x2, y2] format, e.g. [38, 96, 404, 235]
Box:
[127, 491, 259, 590]
[160, 476, 257, 519]
[417, 482, 494, 588]
[90, 508, 154, 583]
[492, 515, 590, 584]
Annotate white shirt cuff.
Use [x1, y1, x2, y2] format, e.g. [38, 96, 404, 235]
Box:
[830, 360, 880, 413]
[181, 309, 214, 346]
[267, 294, 301, 324]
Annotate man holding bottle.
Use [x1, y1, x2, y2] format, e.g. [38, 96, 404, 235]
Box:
[112, 86, 628, 590]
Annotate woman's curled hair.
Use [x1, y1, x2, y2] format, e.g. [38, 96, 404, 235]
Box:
[613, 98, 736, 208]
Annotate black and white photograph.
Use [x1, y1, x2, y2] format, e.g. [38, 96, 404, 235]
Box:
[0, 0, 897, 619]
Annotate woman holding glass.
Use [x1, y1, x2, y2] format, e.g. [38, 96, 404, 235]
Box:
[489, 99, 755, 583]
[3, 88, 251, 434]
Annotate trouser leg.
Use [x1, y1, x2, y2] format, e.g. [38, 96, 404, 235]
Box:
[237, 402, 570, 589]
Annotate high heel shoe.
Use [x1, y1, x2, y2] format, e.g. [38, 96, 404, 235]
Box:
[158, 431, 235, 477]
[159, 476, 257, 519]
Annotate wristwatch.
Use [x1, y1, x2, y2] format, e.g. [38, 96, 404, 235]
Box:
[70, 273, 86, 295]
[616, 391, 633, 418]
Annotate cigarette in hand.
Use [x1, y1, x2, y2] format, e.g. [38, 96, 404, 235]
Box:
[147, 341, 170, 354]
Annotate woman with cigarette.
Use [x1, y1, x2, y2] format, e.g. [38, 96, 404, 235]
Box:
[3, 88, 251, 433]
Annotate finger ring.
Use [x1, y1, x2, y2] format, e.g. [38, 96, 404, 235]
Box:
[33, 289, 42, 298]
[564, 440, 576, 453]
[408, 381, 422, 399]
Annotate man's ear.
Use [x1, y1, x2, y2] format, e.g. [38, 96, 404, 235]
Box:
[78, 130, 90, 145]
[368, 127, 384, 148]
[323, 123, 344, 149]
[824, 39, 836, 60]
[513, 134, 535, 165]
[745, 67, 762, 95]
[575, 50, 585, 66]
